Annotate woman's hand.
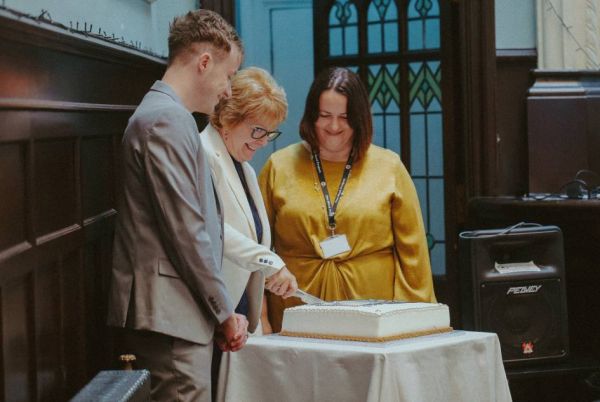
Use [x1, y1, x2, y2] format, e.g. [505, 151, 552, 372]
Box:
[265, 266, 298, 298]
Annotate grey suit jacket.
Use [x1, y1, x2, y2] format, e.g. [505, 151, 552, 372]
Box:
[201, 124, 284, 333]
[107, 81, 234, 344]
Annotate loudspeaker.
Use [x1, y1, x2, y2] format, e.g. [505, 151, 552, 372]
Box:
[459, 224, 569, 365]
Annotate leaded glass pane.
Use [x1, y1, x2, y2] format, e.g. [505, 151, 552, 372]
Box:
[368, 0, 399, 54]
[373, 115, 385, 147]
[430, 243, 445, 275]
[368, 63, 401, 150]
[384, 22, 399, 52]
[425, 19, 440, 49]
[407, 0, 440, 51]
[408, 20, 423, 50]
[368, 2, 380, 21]
[346, 25, 359, 54]
[410, 113, 426, 175]
[368, 24, 382, 53]
[328, 0, 359, 56]
[427, 113, 443, 175]
[430, 178, 445, 241]
[413, 178, 428, 227]
[386, 115, 401, 154]
[329, 27, 343, 56]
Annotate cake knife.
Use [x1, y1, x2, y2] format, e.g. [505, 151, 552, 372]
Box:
[294, 289, 325, 305]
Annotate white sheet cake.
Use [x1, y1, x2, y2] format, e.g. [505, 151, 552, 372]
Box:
[280, 301, 451, 342]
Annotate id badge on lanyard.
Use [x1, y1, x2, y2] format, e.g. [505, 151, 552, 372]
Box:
[312, 150, 354, 259]
[320, 234, 351, 258]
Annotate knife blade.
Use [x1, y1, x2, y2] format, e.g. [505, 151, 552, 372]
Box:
[294, 289, 325, 305]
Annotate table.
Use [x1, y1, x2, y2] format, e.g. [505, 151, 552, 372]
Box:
[216, 330, 512, 402]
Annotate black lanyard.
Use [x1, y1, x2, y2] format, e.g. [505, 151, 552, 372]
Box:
[311, 149, 354, 235]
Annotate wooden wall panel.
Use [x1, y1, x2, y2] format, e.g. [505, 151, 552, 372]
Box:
[34, 139, 78, 238]
[34, 262, 61, 402]
[60, 250, 86, 397]
[82, 136, 115, 220]
[0, 143, 26, 251]
[0, 9, 165, 400]
[495, 49, 537, 196]
[2, 275, 34, 402]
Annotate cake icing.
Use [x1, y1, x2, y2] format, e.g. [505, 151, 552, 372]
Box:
[280, 301, 451, 341]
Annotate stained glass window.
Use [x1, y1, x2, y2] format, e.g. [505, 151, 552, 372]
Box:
[328, 1, 359, 56]
[409, 61, 444, 275]
[368, 64, 401, 154]
[367, 0, 399, 54]
[324, 0, 445, 276]
[408, 0, 440, 50]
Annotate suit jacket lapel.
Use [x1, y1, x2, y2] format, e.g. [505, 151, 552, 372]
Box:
[241, 162, 271, 247]
[204, 125, 257, 241]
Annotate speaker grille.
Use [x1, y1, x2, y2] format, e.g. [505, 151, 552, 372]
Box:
[480, 278, 568, 363]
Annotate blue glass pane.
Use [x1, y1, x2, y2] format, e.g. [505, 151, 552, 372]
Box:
[429, 178, 445, 242]
[348, 3, 359, 23]
[372, 98, 383, 113]
[329, 27, 343, 56]
[408, 20, 423, 50]
[348, 66, 359, 73]
[383, 22, 398, 52]
[373, 116, 385, 147]
[427, 113, 444, 176]
[367, 3, 379, 22]
[413, 178, 428, 228]
[345, 25, 359, 55]
[387, 96, 400, 113]
[430, 0, 440, 16]
[425, 18, 440, 49]
[368, 24, 382, 54]
[410, 95, 424, 112]
[428, 97, 442, 112]
[387, 1, 398, 20]
[329, 5, 338, 25]
[407, 0, 420, 18]
[385, 114, 401, 155]
[430, 243, 445, 275]
[410, 113, 426, 175]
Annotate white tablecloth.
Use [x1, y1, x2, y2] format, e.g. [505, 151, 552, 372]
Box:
[217, 330, 512, 402]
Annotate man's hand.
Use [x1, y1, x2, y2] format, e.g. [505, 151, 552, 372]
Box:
[265, 266, 298, 298]
[215, 313, 249, 352]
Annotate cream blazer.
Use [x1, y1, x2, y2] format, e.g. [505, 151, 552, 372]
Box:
[200, 124, 284, 333]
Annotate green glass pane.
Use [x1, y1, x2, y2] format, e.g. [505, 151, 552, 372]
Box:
[368, 64, 400, 110]
[409, 62, 442, 110]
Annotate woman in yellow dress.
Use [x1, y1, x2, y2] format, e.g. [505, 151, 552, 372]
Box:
[259, 67, 436, 332]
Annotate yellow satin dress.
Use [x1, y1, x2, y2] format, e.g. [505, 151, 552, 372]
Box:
[259, 143, 436, 332]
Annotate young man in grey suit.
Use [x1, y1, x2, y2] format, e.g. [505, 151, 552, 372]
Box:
[107, 10, 247, 401]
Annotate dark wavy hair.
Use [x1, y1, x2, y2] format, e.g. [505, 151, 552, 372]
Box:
[299, 67, 373, 160]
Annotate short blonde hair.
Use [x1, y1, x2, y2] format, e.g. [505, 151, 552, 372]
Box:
[210, 67, 287, 130]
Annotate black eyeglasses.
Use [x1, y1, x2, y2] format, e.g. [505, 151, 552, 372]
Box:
[251, 126, 281, 142]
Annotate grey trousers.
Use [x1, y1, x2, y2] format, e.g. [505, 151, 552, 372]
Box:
[122, 329, 213, 402]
